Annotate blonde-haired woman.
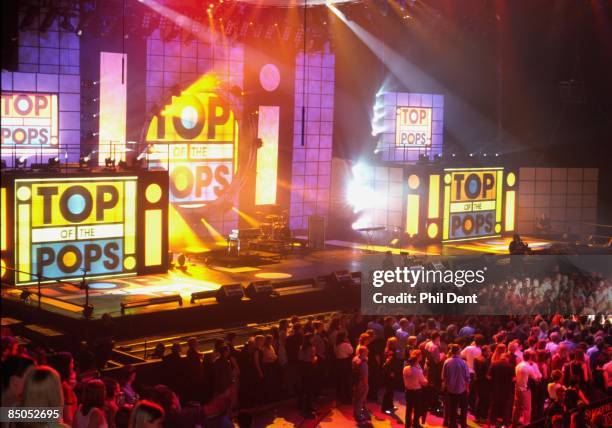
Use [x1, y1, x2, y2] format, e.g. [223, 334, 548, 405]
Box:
[128, 400, 164, 428]
[18, 365, 69, 427]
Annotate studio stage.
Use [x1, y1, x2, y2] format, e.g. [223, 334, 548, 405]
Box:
[2, 235, 556, 338]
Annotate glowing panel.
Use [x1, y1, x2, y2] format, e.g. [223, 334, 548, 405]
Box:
[0, 92, 59, 148]
[443, 168, 503, 242]
[144, 209, 162, 266]
[98, 52, 127, 165]
[14, 177, 137, 285]
[505, 190, 515, 232]
[124, 181, 136, 254]
[145, 74, 239, 207]
[255, 106, 280, 205]
[395, 107, 432, 147]
[428, 175, 440, 219]
[17, 204, 30, 282]
[406, 194, 420, 236]
[496, 170, 503, 223]
[1, 187, 6, 251]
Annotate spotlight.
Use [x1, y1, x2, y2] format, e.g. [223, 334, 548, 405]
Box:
[16, 156, 27, 169]
[79, 154, 93, 169]
[495, 153, 500, 157]
[81, 80, 100, 88]
[48, 156, 60, 168]
[104, 157, 115, 168]
[469, 153, 474, 157]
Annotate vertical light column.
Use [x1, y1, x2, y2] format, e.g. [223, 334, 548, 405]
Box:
[255, 106, 280, 205]
[0, 188, 6, 252]
[99, 52, 127, 165]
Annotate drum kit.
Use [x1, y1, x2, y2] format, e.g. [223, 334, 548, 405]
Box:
[227, 208, 293, 256]
[258, 210, 291, 241]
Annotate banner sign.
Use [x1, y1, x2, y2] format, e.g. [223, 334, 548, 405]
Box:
[145, 78, 238, 208]
[1, 92, 59, 147]
[14, 177, 138, 284]
[443, 168, 504, 242]
[395, 106, 432, 147]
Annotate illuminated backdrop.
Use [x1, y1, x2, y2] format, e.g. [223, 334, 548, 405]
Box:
[0, 6, 81, 166]
[374, 92, 444, 163]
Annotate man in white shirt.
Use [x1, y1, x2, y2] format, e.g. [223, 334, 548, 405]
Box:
[512, 351, 542, 426]
[460, 334, 483, 413]
[403, 350, 428, 428]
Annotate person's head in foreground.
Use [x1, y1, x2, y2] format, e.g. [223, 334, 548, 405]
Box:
[20, 365, 64, 407]
[129, 400, 165, 428]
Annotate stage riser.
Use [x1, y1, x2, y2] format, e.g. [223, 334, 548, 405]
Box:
[2, 287, 359, 342]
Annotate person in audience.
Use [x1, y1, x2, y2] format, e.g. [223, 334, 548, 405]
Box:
[73, 379, 108, 428]
[103, 378, 121, 428]
[442, 344, 470, 428]
[352, 345, 369, 422]
[119, 365, 139, 406]
[49, 351, 79, 425]
[403, 350, 428, 428]
[128, 400, 164, 428]
[381, 337, 402, 414]
[1, 354, 35, 407]
[334, 331, 354, 404]
[297, 333, 317, 419]
[19, 366, 69, 427]
[512, 350, 542, 426]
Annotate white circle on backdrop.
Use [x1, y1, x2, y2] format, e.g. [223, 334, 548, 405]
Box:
[259, 63, 280, 92]
[180, 106, 199, 129]
[17, 98, 30, 112]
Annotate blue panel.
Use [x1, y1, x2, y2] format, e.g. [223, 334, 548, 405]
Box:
[1, 71, 13, 90]
[59, 111, 81, 130]
[59, 65, 79, 75]
[31, 239, 126, 281]
[59, 93, 80, 111]
[448, 210, 496, 240]
[19, 47, 39, 64]
[59, 33, 79, 49]
[40, 48, 60, 65]
[12, 72, 36, 91]
[39, 65, 59, 74]
[59, 74, 80, 93]
[39, 31, 60, 48]
[37, 73, 59, 92]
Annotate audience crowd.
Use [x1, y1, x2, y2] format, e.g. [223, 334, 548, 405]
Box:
[2, 270, 611, 427]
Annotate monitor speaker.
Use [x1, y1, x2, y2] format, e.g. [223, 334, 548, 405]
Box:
[331, 270, 355, 288]
[215, 283, 244, 303]
[245, 280, 274, 299]
[308, 215, 325, 250]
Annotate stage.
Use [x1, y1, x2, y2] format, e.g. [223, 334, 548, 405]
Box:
[1, 235, 557, 339]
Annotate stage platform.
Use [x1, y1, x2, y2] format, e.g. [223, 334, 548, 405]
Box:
[1, 235, 557, 341]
